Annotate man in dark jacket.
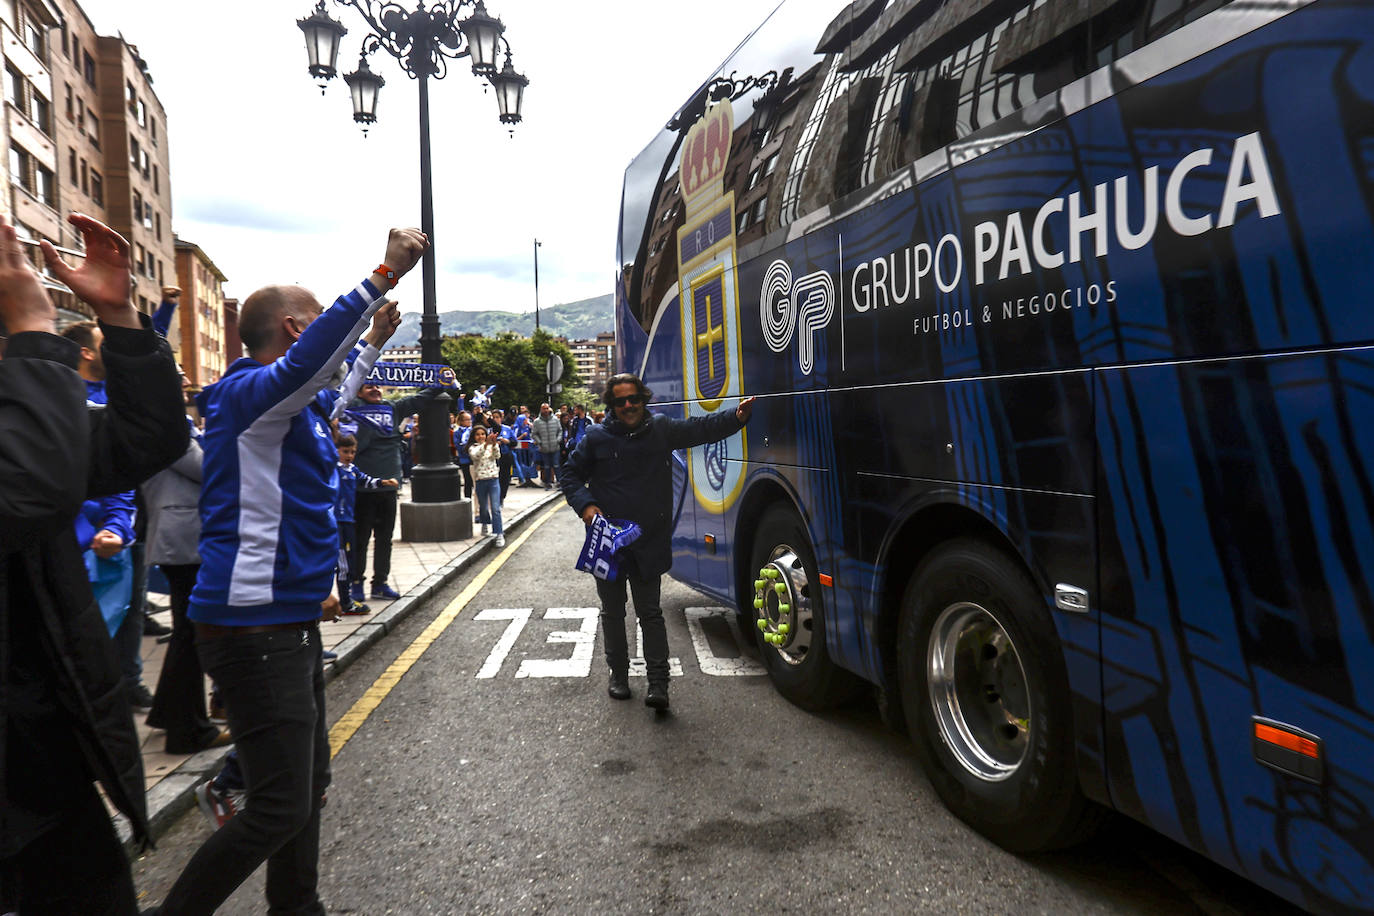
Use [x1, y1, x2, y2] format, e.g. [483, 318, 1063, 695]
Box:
[346, 381, 438, 601]
[0, 211, 188, 913]
[560, 372, 754, 710]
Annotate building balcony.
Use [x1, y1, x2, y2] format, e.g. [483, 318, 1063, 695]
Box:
[7, 102, 56, 172]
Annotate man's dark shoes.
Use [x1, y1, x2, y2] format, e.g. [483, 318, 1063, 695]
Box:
[128, 682, 155, 710]
[645, 684, 669, 710]
[350, 581, 366, 603]
[371, 582, 401, 601]
[607, 672, 631, 701]
[143, 612, 171, 636]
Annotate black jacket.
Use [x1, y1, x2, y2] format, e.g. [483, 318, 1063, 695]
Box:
[560, 408, 743, 577]
[0, 318, 188, 855]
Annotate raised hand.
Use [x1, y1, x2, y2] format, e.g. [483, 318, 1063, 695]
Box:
[365, 300, 403, 348]
[381, 228, 428, 282]
[736, 396, 757, 423]
[0, 213, 55, 336]
[40, 213, 139, 328]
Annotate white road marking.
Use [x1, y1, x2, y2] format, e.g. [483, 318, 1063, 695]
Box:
[517, 608, 599, 678]
[686, 607, 766, 676]
[472, 606, 759, 679]
[473, 608, 533, 679]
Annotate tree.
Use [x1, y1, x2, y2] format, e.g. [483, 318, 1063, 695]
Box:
[439, 329, 582, 411]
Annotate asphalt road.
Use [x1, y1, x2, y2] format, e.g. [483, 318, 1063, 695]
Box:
[132, 507, 1299, 914]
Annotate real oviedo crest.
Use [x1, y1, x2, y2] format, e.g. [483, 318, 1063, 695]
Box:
[677, 98, 747, 514]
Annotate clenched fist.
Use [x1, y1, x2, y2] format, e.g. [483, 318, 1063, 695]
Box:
[379, 228, 428, 286]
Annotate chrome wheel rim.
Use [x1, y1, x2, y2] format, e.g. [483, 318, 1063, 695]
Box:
[758, 546, 814, 666]
[927, 602, 1030, 782]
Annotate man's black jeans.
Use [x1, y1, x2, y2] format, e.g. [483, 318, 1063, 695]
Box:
[160, 623, 330, 915]
[353, 488, 398, 588]
[595, 573, 669, 686]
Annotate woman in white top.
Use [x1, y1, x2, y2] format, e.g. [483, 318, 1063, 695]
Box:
[466, 425, 504, 546]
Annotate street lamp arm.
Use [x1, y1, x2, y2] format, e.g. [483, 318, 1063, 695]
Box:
[337, 0, 477, 79]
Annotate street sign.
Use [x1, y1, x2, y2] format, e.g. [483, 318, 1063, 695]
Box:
[546, 354, 564, 384]
[549, 383, 563, 394]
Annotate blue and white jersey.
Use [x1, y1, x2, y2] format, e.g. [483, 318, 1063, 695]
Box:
[190, 279, 387, 625]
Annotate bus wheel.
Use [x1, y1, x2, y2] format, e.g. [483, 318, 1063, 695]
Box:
[747, 505, 861, 710]
[897, 539, 1099, 852]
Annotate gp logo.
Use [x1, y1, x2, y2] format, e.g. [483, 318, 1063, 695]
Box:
[760, 260, 833, 376]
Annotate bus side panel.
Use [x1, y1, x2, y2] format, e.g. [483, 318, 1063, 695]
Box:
[1097, 354, 1374, 912]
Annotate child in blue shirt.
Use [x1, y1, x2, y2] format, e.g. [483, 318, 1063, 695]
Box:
[335, 433, 396, 615]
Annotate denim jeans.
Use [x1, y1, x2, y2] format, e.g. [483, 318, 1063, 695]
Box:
[474, 477, 502, 534]
[160, 623, 330, 916]
[595, 572, 668, 686]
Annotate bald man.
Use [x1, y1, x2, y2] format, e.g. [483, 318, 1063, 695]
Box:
[152, 229, 426, 916]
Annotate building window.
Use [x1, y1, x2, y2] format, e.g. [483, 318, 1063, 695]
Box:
[136, 98, 146, 127]
[9, 145, 28, 188]
[153, 163, 159, 194]
[60, 23, 68, 58]
[125, 80, 135, 110]
[80, 157, 87, 194]
[132, 189, 143, 219]
[90, 169, 103, 205]
[23, 19, 44, 60]
[155, 211, 161, 241]
[150, 117, 157, 146]
[36, 164, 53, 206]
[143, 200, 152, 229]
[5, 65, 22, 108]
[30, 91, 49, 134]
[82, 51, 96, 86]
[64, 82, 73, 120]
[85, 109, 99, 147]
[67, 146, 76, 185]
[129, 135, 140, 169]
[140, 149, 149, 177]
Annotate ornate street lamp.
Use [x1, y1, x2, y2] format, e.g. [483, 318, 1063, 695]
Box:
[342, 54, 385, 135]
[297, 1, 348, 92]
[297, 0, 528, 524]
[490, 50, 528, 134]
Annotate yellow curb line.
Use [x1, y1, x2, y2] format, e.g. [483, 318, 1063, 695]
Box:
[329, 503, 563, 758]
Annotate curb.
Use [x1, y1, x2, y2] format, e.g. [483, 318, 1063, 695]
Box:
[122, 489, 564, 853]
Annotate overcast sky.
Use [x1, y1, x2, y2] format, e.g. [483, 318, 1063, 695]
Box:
[76, 0, 801, 314]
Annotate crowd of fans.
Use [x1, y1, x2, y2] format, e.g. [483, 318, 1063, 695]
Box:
[0, 203, 733, 915]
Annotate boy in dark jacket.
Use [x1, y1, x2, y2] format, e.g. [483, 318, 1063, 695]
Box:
[560, 373, 754, 710]
[0, 212, 189, 913]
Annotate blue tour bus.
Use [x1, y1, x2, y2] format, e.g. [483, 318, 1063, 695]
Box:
[616, 0, 1374, 910]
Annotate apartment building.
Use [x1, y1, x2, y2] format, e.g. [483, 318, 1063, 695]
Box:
[174, 237, 226, 389]
[2, 0, 64, 310]
[96, 33, 170, 315]
[568, 331, 615, 392]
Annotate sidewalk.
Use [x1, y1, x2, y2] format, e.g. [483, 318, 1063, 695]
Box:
[124, 480, 563, 846]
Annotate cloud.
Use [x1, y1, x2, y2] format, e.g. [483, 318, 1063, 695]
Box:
[442, 253, 531, 281]
[179, 197, 317, 234]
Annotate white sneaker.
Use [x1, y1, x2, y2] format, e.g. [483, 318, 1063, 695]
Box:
[480, 524, 488, 536]
[495, 535, 505, 547]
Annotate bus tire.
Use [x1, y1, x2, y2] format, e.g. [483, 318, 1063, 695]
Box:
[897, 538, 1100, 852]
[746, 505, 862, 711]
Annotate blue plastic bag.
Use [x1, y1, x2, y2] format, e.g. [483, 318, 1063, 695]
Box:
[575, 516, 642, 581]
[85, 548, 134, 638]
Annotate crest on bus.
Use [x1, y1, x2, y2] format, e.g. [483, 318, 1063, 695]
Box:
[692, 272, 728, 400]
[677, 98, 747, 514]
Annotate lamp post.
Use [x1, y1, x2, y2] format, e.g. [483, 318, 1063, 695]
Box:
[532, 237, 541, 333]
[296, 0, 527, 509]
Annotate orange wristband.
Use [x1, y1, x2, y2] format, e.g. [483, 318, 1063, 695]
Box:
[375, 264, 396, 284]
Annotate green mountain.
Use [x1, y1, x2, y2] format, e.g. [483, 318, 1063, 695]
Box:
[390, 294, 614, 346]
